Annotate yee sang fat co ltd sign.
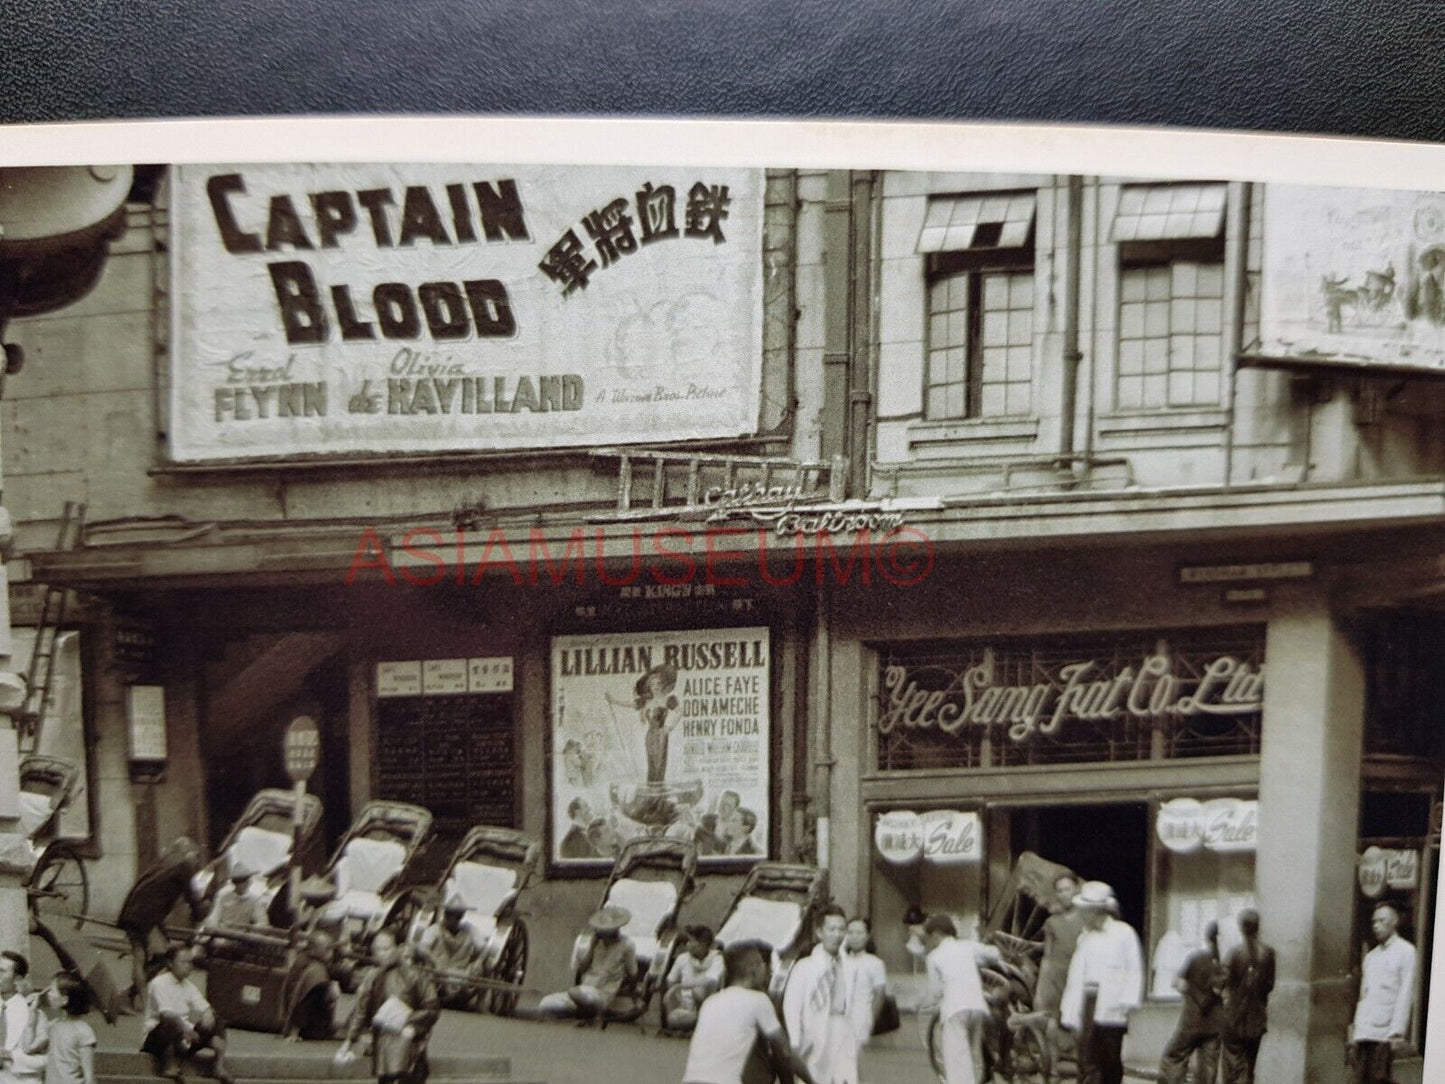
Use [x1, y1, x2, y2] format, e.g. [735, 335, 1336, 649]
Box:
[169, 163, 765, 461]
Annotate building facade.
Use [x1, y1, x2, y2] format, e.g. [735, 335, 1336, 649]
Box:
[5, 164, 1443, 1081]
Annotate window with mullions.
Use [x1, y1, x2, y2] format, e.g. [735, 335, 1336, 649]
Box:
[1113, 183, 1228, 411]
[919, 191, 1037, 420]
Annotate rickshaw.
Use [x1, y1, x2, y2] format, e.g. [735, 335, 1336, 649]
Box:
[923, 851, 1080, 1084]
[714, 862, 830, 1004]
[19, 755, 88, 928]
[190, 788, 326, 925]
[317, 800, 434, 987]
[406, 825, 541, 1016]
[569, 836, 698, 1024]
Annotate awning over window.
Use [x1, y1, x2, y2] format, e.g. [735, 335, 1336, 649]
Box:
[917, 192, 1036, 253]
[1111, 183, 1227, 242]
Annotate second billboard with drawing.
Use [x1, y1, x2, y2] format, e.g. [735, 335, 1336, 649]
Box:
[550, 627, 770, 867]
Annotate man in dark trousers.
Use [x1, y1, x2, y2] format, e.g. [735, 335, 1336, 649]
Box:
[1158, 921, 1225, 1084]
[1220, 909, 1275, 1084]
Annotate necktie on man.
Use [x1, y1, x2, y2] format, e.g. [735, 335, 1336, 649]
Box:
[829, 955, 846, 1014]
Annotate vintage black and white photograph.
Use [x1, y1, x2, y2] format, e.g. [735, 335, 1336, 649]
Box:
[0, 124, 1442, 1084]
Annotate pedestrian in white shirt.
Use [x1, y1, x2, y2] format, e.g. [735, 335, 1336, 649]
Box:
[0, 951, 46, 1084]
[1059, 882, 1143, 1084]
[664, 925, 725, 1031]
[843, 918, 887, 1054]
[683, 940, 815, 1084]
[921, 914, 1003, 1084]
[782, 906, 869, 1084]
[1350, 901, 1416, 1084]
[141, 945, 235, 1084]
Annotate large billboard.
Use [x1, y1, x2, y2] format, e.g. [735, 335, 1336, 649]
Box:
[1260, 184, 1445, 369]
[169, 163, 765, 460]
[550, 627, 770, 868]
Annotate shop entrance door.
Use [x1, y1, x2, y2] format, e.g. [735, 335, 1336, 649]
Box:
[1009, 802, 1149, 933]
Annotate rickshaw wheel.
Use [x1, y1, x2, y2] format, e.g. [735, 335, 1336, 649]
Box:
[487, 920, 528, 1017]
[1010, 1022, 1050, 1084]
[28, 844, 88, 930]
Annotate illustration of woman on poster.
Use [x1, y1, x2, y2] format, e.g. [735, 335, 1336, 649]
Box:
[634, 663, 680, 783]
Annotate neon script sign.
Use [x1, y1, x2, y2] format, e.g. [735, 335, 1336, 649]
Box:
[877, 651, 1264, 743]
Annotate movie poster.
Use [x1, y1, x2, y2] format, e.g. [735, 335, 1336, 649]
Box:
[169, 163, 765, 460]
[550, 628, 770, 867]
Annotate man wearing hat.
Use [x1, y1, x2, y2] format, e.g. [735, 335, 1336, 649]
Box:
[204, 860, 267, 931]
[539, 905, 638, 1021]
[1059, 882, 1143, 1084]
[416, 895, 484, 1006]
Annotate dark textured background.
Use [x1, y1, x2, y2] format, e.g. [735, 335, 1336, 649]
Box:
[3, 0, 1444, 140]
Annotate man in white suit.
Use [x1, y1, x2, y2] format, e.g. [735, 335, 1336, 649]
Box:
[1060, 882, 1143, 1084]
[1350, 901, 1416, 1084]
[783, 905, 869, 1084]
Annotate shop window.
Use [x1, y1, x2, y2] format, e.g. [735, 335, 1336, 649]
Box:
[1149, 800, 1258, 1001]
[918, 192, 1037, 420]
[1113, 183, 1228, 411]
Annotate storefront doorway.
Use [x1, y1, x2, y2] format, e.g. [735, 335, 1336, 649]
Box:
[1009, 802, 1150, 932]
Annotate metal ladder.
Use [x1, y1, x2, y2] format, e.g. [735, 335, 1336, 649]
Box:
[18, 500, 85, 752]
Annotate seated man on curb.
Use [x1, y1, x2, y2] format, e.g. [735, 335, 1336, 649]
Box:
[539, 906, 637, 1022]
[140, 945, 234, 1084]
[281, 931, 340, 1043]
[663, 925, 725, 1031]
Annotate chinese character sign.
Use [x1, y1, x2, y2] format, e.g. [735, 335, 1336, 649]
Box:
[550, 628, 770, 867]
[170, 164, 765, 460]
[1261, 184, 1445, 369]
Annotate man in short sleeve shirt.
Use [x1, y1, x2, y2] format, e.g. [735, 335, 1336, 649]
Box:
[684, 941, 814, 1084]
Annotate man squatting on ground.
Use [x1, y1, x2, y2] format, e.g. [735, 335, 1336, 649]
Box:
[664, 926, 725, 1030]
[539, 905, 638, 1021]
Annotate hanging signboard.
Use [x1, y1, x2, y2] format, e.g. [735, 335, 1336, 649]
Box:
[873, 809, 982, 865]
[1156, 797, 1258, 854]
[919, 809, 983, 865]
[550, 627, 770, 867]
[875, 810, 924, 864]
[169, 163, 765, 461]
[1358, 846, 1420, 897]
[1359, 846, 1388, 898]
[1260, 185, 1445, 370]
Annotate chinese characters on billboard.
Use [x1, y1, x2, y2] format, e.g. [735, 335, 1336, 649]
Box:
[170, 163, 765, 460]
